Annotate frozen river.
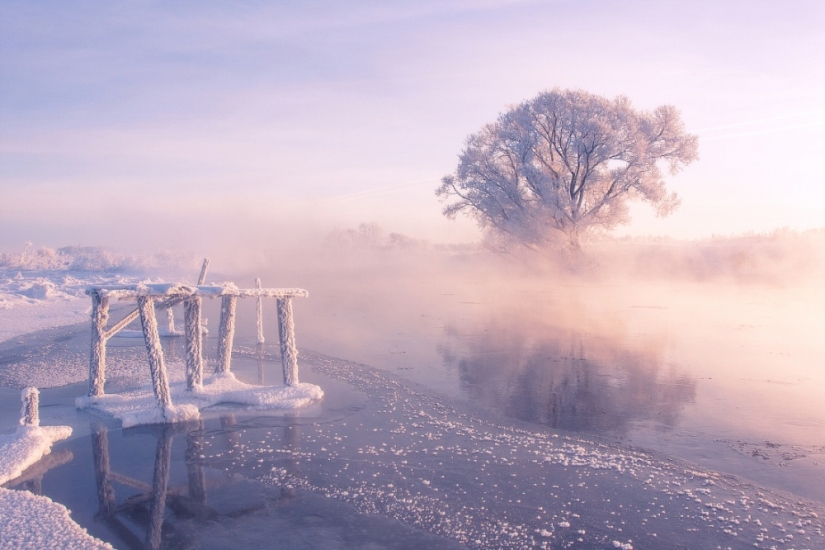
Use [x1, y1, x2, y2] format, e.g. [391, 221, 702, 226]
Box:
[2, 266, 825, 549]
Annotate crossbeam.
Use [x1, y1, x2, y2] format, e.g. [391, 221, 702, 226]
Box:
[86, 283, 308, 300]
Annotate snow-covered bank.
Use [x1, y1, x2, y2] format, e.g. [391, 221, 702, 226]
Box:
[0, 488, 112, 550]
[0, 271, 156, 344]
[0, 245, 201, 344]
[0, 387, 110, 550]
[0, 488, 113, 549]
[0, 425, 72, 485]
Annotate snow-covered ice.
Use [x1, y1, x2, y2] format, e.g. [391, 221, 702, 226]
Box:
[4, 247, 825, 549]
[0, 488, 113, 549]
[0, 425, 72, 485]
[0, 386, 110, 549]
[76, 372, 324, 428]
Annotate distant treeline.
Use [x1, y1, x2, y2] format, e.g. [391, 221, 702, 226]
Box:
[590, 228, 825, 283]
[322, 223, 825, 285]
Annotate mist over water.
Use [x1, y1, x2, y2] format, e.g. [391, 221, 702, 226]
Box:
[219, 227, 825, 502]
[4, 227, 825, 548]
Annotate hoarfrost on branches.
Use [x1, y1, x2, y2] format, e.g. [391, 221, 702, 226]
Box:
[437, 88, 698, 249]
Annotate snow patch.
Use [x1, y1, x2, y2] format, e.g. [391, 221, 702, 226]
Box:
[76, 372, 323, 428]
[0, 425, 72, 485]
[0, 487, 113, 549]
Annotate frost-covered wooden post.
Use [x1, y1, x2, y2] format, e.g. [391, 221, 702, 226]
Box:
[137, 296, 172, 412]
[20, 387, 39, 427]
[89, 291, 110, 397]
[277, 297, 299, 385]
[183, 257, 208, 389]
[197, 258, 210, 285]
[257, 343, 266, 385]
[166, 307, 176, 334]
[184, 295, 203, 390]
[216, 294, 237, 374]
[255, 277, 265, 344]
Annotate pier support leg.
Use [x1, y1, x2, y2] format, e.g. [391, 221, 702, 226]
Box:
[138, 296, 172, 411]
[256, 277, 265, 344]
[256, 343, 265, 385]
[277, 297, 298, 386]
[184, 297, 203, 390]
[89, 292, 109, 397]
[197, 258, 210, 285]
[166, 307, 176, 334]
[216, 295, 237, 374]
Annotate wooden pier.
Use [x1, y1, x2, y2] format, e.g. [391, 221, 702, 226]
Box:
[85, 282, 308, 416]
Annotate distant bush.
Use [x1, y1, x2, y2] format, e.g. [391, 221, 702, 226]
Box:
[323, 223, 433, 253]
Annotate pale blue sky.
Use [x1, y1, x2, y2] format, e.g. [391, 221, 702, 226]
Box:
[2, 0, 824, 250]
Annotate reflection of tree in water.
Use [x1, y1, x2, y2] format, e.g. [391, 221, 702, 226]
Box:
[440, 319, 695, 435]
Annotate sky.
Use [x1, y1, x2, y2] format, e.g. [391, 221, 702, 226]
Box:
[1, 0, 824, 252]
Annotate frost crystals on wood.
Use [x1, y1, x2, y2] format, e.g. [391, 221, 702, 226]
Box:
[184, 295, 203, 391]
[256, 277, 265, 344]
[138, 296, 173, 414]
[89, 291, 110, 397]
[20, 387, 39, 427]
[83, 274, 311, 425]
[277, 297, 299, 386]
[216, 295, 237, 374]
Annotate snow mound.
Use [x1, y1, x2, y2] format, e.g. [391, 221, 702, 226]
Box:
[76, 372, 324, 428]
[0, 425, 72, 485]
[0, 487, 113, 549]
[0, 270, 148, 344]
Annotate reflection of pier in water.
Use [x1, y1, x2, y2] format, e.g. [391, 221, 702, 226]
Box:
[91, 419, 300, 550]
[439, 318, 696, 435]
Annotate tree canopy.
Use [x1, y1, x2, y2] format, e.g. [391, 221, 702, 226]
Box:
[437, 89, 698, 249]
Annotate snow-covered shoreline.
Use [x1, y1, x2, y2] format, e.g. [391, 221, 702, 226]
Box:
[0, 387, 111, 549]
[0, 488, 114, 549]
[0, 257, 323, 549]
[0, 269, 154, 345]
[0, 245, 201, 344]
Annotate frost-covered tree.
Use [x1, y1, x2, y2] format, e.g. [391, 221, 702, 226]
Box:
[437, 89, 698, 250]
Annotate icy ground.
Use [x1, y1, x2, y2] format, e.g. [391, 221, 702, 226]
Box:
[248, 351, 825, 549]
[0, 315, 183, 390]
